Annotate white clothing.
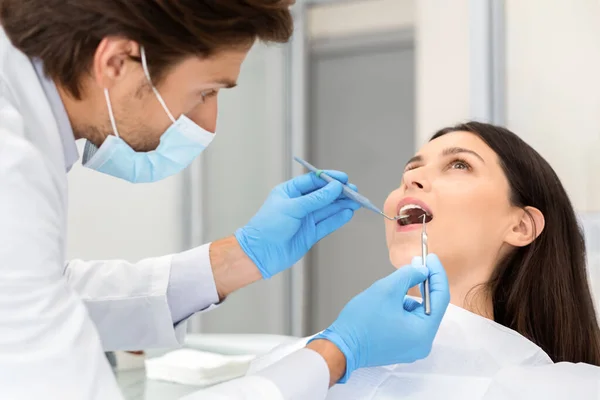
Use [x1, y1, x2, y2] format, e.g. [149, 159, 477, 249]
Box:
[248, 304, 599, 399]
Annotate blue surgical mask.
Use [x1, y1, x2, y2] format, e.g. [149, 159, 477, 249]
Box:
[82, 46, 215, 183]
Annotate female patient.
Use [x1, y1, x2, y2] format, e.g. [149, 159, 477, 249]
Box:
[386, 121, 600, 365]
[249, 121, 600, 398]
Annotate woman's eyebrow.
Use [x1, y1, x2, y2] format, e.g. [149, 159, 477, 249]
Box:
[404, 147, 485, 168]
[442, 147, 485, 163]
[404, 154, 422, 168]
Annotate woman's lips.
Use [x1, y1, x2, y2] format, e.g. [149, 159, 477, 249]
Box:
[396, 220, 426, 232]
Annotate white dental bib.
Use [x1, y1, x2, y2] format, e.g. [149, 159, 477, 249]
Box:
[248, 303, 553, 399]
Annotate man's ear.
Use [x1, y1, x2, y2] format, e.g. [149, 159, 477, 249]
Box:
[504, 206, 545, 247]
[92, 37, 140, 89]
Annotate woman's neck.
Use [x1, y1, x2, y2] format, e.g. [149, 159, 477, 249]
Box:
[408, 278, 494, 319]
[449, 280, 494, 319]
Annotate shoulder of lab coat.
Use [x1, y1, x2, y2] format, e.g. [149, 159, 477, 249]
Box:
[0, 32, 124, 398]
[181, 348, 330, 400]
[65, 244, 220, 351]
[0, 32, 67, 179]
[0, 130, 124, 399]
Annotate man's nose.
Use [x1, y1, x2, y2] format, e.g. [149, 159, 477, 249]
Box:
[188, 99, 218, 133]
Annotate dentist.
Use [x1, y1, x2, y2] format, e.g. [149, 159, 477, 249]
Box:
[0, 1, 450, 399]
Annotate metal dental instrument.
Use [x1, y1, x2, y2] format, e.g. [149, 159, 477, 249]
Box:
[422, 214, 431, 315]
[294, 156, 407, 221]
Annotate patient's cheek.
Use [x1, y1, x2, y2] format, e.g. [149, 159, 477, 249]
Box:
[383, 191, 399, 213]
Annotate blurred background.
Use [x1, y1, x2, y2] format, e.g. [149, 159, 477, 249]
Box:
[66, 0, 600, 338]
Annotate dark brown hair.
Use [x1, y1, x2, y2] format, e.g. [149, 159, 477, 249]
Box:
[431, 121, 600, 366]
[0, 0, 294, 98]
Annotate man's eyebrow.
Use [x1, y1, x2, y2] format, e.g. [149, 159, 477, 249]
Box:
[442, 147, 485, 163]
[215, 79, 237, 89]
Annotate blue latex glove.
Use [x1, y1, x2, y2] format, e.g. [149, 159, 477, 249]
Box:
[310, 254, 451, 383]
[235, 171, 361, 278]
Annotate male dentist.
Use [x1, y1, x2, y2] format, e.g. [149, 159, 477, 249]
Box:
[0, 1, 450, 398]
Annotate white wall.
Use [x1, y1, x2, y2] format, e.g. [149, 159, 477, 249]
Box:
[505, 0, 600, 213]
[197, 42, 289, 334]
[308, 0, 414, 39]
[415, 0, 474, 147]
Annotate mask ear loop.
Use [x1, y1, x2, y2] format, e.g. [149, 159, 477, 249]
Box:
[140, 46, 176, 123]
[104, 88, 121, 138]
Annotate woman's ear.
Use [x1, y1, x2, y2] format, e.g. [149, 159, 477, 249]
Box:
[505, 206, 545, 247]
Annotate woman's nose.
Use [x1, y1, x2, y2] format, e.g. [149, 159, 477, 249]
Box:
[403, 168, 430, 191]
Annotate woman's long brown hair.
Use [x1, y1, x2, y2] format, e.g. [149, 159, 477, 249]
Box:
[432, 122, 600, 365]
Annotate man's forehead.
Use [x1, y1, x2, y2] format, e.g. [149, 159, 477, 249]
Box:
[172, 51, 246, 87]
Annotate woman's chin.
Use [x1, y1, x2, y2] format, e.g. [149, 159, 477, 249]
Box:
[388, 243, 422, 268]
[389, 252, 413, 269]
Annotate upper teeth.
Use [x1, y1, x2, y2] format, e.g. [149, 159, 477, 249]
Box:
[399, 204, 426, 216]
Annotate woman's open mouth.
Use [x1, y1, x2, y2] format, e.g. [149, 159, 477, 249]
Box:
[396, 199, 433, 227]
[398, 205, 433, 226]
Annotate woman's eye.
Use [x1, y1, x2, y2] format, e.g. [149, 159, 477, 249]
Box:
[449, 160, 470, 170]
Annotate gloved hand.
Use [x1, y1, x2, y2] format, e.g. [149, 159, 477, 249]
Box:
[235, 171, 361, 278]
[310, 254, 450, 383]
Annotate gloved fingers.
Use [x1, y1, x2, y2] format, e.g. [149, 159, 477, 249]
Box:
[290, 180, 343, 217]
[403, 297, 424, 312]
[317, 170, 350, 185]
[313, 199, 361, 223]
[424, 254, 451, 321]
[283, 171, 349, 197]
[339, 183, 358, 200]
[380, 264, 428, 299]
[347, 197, 361, 211]
[315, 209, 354, 241]
[407, 257, 432, 318]
[410, 256, 427, 300]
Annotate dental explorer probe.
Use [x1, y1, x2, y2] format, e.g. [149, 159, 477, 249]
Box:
[293, 156, 408, 221]
[422, 214, 431, 315]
